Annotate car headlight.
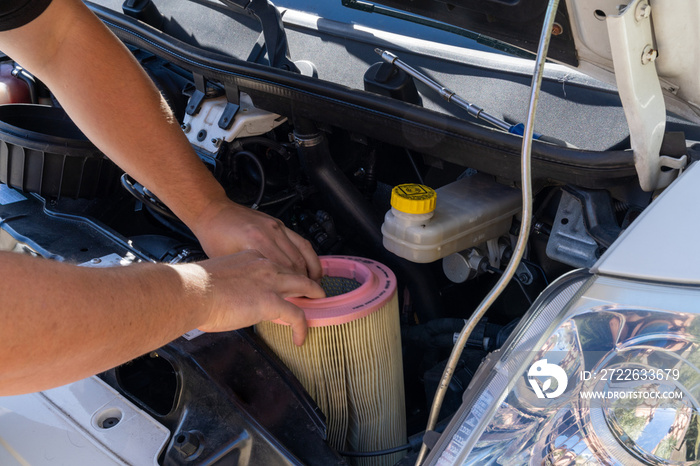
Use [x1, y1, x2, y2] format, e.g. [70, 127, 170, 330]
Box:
[425, 270, 700, 465]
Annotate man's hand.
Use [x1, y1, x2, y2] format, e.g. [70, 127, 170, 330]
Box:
[0, 0, 323, 280]
[0, 0, 327, 396]
[190, 250, 325, 346]
[191, 198, 323, 280]
[0, 249, 325, 395]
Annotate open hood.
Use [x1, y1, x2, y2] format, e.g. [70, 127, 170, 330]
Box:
[366, 0, 700, 122]
[353, 0, 580, 65]
[365, 0, 698, 190]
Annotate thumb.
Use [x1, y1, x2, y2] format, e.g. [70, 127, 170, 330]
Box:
[274, 300, 309, 346]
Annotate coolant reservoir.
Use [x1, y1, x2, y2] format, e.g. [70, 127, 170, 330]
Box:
[381, 174, 522, 263]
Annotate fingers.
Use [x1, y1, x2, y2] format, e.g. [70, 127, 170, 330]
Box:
[277, 272, 326, 300]
[258, 224, 321, 280]
[230, 215, 315, 278]
[275, 301, 309, 346]
[268, 229, 308, 276]
[192, 202, 322, 280]
[286, 231, 323, 280]
[273, 270, 324, 346]
[199, 252, 323, 343]
[263, 218, 318, 279]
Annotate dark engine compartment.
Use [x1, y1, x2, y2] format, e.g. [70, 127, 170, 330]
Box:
[0, 0, 697, 464]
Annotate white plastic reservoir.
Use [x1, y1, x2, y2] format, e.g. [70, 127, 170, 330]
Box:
[381, 174, 522, 263]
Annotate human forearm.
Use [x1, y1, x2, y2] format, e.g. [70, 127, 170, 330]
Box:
[0, 0, 226, 228]
[0, 0, 322, 277]
[0, 252, 211, 395]
[0, 249, 323, 396]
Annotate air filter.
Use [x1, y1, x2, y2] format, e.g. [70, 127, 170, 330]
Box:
[256, 256, 406, 465]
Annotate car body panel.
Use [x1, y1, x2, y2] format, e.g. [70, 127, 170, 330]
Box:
[0, 0, 698, 465]
[592, 162, 700, 285]
[0, 377, 168, 465]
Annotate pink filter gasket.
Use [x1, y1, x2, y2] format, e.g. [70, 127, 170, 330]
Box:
[285, 255, 397, 327]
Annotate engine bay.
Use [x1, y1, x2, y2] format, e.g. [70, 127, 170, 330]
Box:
[1, 1, 698, 464]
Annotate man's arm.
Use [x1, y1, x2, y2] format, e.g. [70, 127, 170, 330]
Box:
[0, 250, 323, 396]
[0, 0, 322, 279]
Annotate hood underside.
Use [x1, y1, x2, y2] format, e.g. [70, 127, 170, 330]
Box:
[367, 0, 700, 122]
[361, 0, 579, 65]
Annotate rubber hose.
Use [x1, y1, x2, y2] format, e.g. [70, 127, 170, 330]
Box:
[293, 118, 441, 322]
[232, 149, 265, 209]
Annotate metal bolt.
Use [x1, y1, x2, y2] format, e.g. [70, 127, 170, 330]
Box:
[174, 431, 200, 458]
[90, 258, 101, 264]
[551, 22, 563, 36]
[181, 123, 191, 133]
[641, 45, 658, 64]
[211, 138, 221, 147]
[533, 221, 550, 235]
[635, 1, 651, 22]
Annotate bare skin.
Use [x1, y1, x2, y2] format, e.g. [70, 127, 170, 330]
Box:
[0, 249, 324, 396]
[0, 0, 322, 280]
[0, 0, 326, 395]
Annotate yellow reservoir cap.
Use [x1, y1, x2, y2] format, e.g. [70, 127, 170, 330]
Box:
[391, 183, 437, 214]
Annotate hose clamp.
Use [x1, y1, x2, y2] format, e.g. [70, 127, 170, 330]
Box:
[292, 133, 323, 147]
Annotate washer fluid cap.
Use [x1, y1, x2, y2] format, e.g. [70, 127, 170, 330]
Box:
[390, 183, 436, 214]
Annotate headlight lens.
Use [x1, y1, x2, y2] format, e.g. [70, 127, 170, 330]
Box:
[427, 270, 700, 465]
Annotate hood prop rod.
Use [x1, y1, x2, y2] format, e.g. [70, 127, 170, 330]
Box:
[375, 48, 511, 132]
[375, 48, 572, 146]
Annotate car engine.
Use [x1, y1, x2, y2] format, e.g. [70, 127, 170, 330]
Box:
[0, 1, 697, 464]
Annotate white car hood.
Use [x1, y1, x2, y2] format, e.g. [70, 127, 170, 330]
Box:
[366, 0, 700, 123]
[567, 0, 700, 123]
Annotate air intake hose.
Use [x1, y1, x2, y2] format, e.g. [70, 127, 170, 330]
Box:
[293, 118, 440, 322]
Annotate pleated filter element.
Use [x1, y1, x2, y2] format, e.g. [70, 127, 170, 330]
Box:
[256, 256, 406, 466]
